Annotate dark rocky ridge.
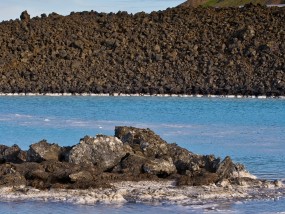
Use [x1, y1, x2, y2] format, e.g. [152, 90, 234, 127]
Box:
[0, 4, 284, 96]
[0, 126, 267, 189]
[182, 0, 285, 8]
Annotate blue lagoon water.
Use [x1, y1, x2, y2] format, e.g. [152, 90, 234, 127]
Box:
[0, 96, 285, 213]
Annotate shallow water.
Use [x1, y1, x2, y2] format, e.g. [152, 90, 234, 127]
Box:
[0, 96, 285, 213]
[1, 198, 285, 214]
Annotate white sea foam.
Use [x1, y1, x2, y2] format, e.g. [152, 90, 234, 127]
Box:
[14, 114, 32, 118]
[0, 179, 284, 206]
[0, 93, 284, 99]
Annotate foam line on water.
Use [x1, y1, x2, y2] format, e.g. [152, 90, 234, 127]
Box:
[0, 93, 284, 99]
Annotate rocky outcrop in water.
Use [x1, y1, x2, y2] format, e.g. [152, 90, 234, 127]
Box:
[0, 4, 284, 96]
[0, 126, 272, 190]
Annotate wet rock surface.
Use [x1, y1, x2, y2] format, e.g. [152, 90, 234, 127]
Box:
[0, 4, 284, 96]
[0, 126, 280, 190]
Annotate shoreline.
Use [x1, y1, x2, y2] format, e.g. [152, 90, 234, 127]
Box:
[1, 180, 284, 205]
[0, 93, 284, 99]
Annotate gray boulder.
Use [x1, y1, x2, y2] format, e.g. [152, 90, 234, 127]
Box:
[20, 10, 30, 22]
[167, 143, 220, 174]
[27, 140, 62, 162]
[69, 171, 93, 182]
[0, 145, 8, 163]
[143, 157, 177, 176]
[68, 135, 128, 171]
[112, 154, 147, 175]
[115, 126, 169, 158]
[216, 156, 242, 179]
[167, 143, 194, 173]
[0, 144, 26, 163]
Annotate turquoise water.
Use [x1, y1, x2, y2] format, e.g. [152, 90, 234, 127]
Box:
[0, 96, 285, 213]
[1, 199, 285, 214]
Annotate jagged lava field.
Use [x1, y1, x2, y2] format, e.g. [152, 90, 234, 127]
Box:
[0, 3, 284, 96]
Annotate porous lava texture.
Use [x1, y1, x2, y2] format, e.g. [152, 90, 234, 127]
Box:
[0, 3, 284, 96]
[0, 126, 270, 190]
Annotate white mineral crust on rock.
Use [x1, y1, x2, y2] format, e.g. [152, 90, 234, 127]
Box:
[0, 179, 284, 205]
[68, 135, 129, 171]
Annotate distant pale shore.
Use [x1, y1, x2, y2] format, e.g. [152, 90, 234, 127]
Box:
[0, 92, 284, 99]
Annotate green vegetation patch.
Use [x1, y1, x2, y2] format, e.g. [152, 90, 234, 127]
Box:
[202, 0, 273, 7]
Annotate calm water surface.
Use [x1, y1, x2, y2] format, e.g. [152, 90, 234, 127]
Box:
[0, 96, 285, 213]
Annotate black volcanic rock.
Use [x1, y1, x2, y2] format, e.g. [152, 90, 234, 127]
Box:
[67, 135, 130, 171]
[20, 10, 30, 22]
[27, 140, 62, 162]
[0, 144, 26, 163]
[0, 4, 284, 96]
[115, 126, 169, 158]
[0, 126, 260, 189]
